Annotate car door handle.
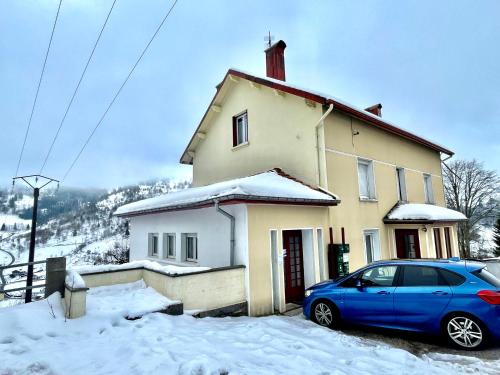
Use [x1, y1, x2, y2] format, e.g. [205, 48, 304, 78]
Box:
[432, 291, 449, 296]
[377, 291, 391, 295]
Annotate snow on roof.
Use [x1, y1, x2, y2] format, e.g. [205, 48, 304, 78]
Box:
[72, 260, 210, 276]
[115, 170, 338, 216]
[385, 203, 467, 223]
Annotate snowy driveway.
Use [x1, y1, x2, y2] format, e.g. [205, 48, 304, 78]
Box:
[1, 293, 499, 375]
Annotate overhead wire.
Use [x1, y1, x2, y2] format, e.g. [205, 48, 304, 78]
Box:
[14, 0, 63, 179]
[39, 0, 119, 175]
[61, 0, 179, 182]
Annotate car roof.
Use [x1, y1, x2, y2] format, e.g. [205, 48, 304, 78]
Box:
[369, 258, 485, 272]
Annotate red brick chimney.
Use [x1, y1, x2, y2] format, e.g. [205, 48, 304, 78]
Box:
[265, 40, 286, 81]
[365, 103, 382, 117]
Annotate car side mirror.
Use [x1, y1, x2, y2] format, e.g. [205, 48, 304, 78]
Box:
[355, 279, 364, 288]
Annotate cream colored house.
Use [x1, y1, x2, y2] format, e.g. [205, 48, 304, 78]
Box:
[116, 40, 466, 316]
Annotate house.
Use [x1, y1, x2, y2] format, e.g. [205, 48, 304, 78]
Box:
[115, 40, 466, 316]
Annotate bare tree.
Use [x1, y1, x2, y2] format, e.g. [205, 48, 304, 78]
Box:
[443, 159, 499, 258]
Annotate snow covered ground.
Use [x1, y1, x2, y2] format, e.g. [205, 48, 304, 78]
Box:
[0, 291, 499, 375]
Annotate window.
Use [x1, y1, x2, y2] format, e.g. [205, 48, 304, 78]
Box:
[163, 233, 176, 259]
[439, 269, 465, 286]
[444, 227, 452, 258]
[232, 111, 248, 147]
[360, 266, 398, 287]
[357, 159, 376, 199]
[424, 174, 434, 203]
[182, 233, 198, 262]
[433, 228, 443, 258]
[401, 266, 444, 286]
[396, 167, 407, 202]
[148, 233, 159, 257]
[363, 229, 380, 264]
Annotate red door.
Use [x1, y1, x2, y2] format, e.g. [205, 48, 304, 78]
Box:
[283, 230, 305, 303]
[395, 229, 421, 259]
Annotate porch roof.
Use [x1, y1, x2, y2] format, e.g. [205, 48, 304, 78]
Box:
[114, 169, 340, 217]
[383, 203, 467, 224]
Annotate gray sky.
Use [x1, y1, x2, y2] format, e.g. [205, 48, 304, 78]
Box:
[1, 0, 499, 189]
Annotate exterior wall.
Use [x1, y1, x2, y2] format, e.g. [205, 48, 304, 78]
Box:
[64, 286, 87, 319]
[81, 269, 142, 288]
[323, 111, 449, 271]
[143, 267, 246, 311]
[129, 205, 248, 269]
[192, 80, 323, 187]
[246, 204, 330, 316]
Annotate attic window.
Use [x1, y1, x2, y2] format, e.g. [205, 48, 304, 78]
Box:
[232, 111, 248, 147]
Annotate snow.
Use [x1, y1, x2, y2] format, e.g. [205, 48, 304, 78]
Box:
[0, 213, 30, 227]
[0, 293, 499, 375]
[86, 280, 178, 319]
[387, 203, 467, 222]
[115, 170, 338, 216]
[73, 259, 210, 275]
[65, 269, 86, 289]
[228, 68, 450, 152]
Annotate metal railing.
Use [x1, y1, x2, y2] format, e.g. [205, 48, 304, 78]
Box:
[0, 260, 47, 294]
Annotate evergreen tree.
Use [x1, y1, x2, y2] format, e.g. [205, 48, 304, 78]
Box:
[0, 223, 5, 231]
[493, 217, 500, 257]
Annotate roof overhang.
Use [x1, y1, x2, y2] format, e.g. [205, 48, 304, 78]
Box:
[115, 194, 339, 218]
[179, 69, 454, 164]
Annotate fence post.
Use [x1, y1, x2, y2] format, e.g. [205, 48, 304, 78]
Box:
[45, 257, 66, 298]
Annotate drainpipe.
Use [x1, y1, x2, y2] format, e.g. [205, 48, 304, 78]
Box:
[214, 200, 235, 266]
[315, 103, 334, 188]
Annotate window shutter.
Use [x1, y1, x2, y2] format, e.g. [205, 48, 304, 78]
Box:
[232, 116, 237, 147]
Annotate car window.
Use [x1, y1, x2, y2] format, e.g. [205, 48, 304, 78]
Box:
[401, 266, 444, 287]
[360, 266, 398, 287]
[339, 273, 361, 288]
[472, 268, 500, 287]
[438, 269, 465, 286]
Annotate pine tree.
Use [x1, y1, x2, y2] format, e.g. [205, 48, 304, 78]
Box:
[493, 217, 500, 257]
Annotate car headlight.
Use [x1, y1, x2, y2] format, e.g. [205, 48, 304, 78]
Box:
[305, 289, 313, 297]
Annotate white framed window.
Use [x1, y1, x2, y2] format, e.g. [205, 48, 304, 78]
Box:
[163, 233, 176, 259]
[363, 229, 380, 264]
[357, 159, 376, 199]
[424, 174, 434, 204]
[148, 233, 159, 257]
[396, 167, 407, 202]
[182, 233, 198, 262]
[233, 111, 248, 147]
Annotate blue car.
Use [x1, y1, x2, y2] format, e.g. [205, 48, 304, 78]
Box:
[303, 259, 500, 350]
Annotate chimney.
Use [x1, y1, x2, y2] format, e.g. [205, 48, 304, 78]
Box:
[265, 40, 286, 81]
[365, 103, 382, 117]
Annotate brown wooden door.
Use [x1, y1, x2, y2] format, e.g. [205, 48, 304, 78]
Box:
[283, 230, 305, 303]
[395, 229, 421, 259]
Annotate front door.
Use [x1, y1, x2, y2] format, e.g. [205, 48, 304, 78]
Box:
[395, 229, 421, 259]
[283, 230, 305, 304]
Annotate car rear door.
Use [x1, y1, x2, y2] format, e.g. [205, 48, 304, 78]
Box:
[394, 265, 452, 331]
[341, 265, 398, 327]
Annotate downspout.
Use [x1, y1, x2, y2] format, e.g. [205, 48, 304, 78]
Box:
[214, 200, 235, 266]
[315, 103, 334, 188]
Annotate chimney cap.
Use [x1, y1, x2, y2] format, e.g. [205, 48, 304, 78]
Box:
[265, 39, 286, 52]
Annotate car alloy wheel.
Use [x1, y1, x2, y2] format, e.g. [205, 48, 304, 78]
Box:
[446, 316, 483, 349]
[314, 302, 333, 327]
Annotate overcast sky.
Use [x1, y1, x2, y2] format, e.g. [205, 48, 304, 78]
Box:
[1, 0, 499, 189]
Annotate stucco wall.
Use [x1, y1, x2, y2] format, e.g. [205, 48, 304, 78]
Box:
[192, 79, 322, 187]
[81, 269, 142, 288]
[246, 204, 329, 316]
[129, 205, 248, 268]
[323, 111, 449, 270]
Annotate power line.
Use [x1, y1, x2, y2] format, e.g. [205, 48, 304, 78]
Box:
[39, 0, 119, 175]
[14, 0, 63, 179]
[61, 0, 179, 182]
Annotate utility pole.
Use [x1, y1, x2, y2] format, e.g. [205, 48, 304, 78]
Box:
[12, 175, 58, 303]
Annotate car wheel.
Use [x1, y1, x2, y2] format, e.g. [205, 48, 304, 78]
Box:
[443, 314, 487, 350]
[312, 300, 340, 329]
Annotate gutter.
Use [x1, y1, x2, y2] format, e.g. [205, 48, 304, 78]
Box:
[214, 200, 235, 266]
[315, 103, 334, 188]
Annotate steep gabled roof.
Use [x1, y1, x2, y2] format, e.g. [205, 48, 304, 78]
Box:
[115, 169, 340, 217]
[180, 68, 453, 165]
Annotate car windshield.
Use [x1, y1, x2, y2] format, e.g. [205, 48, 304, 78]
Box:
[472, 267, 500, 288]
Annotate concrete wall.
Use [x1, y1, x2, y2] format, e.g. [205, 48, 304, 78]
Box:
[81, 269, 143, 288]
[246, 204, 329, 316]
[129, 205, 248, 268]
[64, 286, 87, 319]
[191, 78, 323, 187]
